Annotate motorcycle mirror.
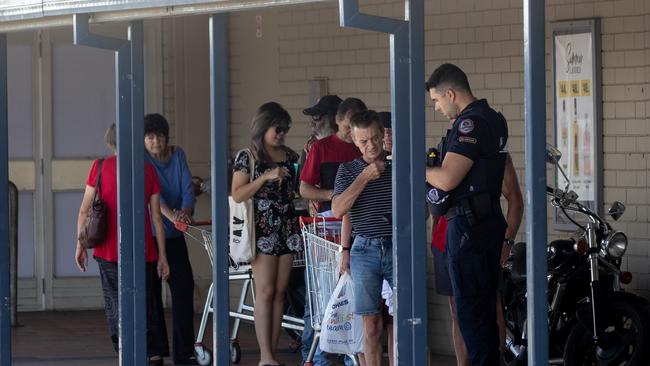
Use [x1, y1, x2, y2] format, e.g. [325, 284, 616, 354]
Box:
[546, 144, 571, 192]
[608, 201, 626, 221]
[545, 144, 562, 164]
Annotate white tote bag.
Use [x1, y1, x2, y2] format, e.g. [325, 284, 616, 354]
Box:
[229, 149, 256, 263]
[319, 272, 364, 355]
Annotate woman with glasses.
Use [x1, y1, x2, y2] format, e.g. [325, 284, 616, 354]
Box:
[143, 113, 197, 365]
[231, 102, 303, 366]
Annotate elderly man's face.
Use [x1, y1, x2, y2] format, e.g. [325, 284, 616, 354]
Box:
[383, 127, 392, 152]
[352, 123, 384, 162]
[336, 111, 355, 143]
[310, 114, 335, 139]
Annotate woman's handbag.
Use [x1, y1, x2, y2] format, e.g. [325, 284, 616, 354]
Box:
[78, 159, 107, 249]
[229, 149, 257, 263]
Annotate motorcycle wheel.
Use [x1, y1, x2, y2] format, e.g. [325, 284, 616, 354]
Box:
[563, 299, 650, 366]
[501, 349, 525, 366]
[501, 328, 526, 366]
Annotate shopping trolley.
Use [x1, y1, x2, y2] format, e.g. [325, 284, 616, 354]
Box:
[300, 216, 358, 366]
[176, 220, 305, 365]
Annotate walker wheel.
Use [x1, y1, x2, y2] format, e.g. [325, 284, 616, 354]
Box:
[194, 344, 212, 366]
[230, 341, 242, 364]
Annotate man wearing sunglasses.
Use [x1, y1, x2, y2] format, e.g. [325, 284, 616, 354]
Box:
[300, 95, 342, 169]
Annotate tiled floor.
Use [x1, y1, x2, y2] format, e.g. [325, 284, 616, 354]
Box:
[10, 310, 455, 365]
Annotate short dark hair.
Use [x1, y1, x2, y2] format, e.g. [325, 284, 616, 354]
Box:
[425, 63, 472, 94]
[350, 110, 383, 133]
[144, 113, 170, 141]
[336, 97, 367, 120]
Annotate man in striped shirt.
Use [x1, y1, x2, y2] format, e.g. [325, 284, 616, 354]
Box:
[332, 110, 392, 366]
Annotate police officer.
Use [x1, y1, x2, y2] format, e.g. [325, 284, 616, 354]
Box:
[425, 63, 509, 366]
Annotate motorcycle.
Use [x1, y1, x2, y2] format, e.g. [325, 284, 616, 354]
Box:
[500, 145, 650, 365]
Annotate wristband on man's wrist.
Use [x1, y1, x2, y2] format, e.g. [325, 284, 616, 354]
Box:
[342, 246, 351, 251]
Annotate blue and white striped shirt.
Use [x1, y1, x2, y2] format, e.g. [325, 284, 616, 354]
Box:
[334, 158, 392, 238]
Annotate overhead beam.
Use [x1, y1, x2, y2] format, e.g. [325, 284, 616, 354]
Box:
[0, 0, 327, 33]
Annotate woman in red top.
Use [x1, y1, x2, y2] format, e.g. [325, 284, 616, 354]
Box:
[74, 124, 170, 366]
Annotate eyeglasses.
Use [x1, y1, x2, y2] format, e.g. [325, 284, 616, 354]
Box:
[274, 125, 289, 134]
[311, 115, 323, 122]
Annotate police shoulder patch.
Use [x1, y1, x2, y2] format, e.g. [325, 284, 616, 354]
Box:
[458, 119, 475, 134]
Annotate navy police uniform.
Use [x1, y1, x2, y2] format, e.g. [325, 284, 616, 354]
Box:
[442, 99, 508, 366]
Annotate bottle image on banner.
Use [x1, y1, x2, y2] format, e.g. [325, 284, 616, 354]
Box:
[560, 99, 568, 171]
[583, 113, 591, 177]
[572, 98, 580, 176]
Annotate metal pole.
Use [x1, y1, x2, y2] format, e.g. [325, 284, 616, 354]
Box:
[390, 28, 418, 365]
[115, 42, 138, 364]
[405, 0, 427, 363]
[209, 13, 230, 366]
[338, 1, 427, 364]
[0, 32, 11, 366]
[523, 0, 548, 365]
[8, 181, 17, 327]
[128, 20, 147, 359]
[73, 14, 146, 366]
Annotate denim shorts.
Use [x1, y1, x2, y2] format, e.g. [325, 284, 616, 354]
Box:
[349, 235, 393, 316]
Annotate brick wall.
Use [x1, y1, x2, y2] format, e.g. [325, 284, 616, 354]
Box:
[162, 0, 650, 356]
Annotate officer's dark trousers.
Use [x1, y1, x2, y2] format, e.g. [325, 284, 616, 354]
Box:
[446, 215, 505, 366]
[166, 236, 196, 362]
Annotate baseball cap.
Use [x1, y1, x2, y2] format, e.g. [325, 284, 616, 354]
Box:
[379, 111, 392, 129]
[303, 95, 343, 116]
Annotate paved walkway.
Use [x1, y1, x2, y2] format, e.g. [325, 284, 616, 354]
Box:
[10, 310, 454, 365]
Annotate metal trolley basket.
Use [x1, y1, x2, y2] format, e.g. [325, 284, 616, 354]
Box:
[176, 221, 305, 365]
[300, 216, 358, 366]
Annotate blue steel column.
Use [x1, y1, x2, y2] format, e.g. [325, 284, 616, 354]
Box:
[73, 14, 146, 366]
[406, 0, 427, 363]
[339, 1, 426, 364]
[209, 13, 230, 366]
[115, 42, 140, 363]
[0, 33, 11, 366]
[128, 21, 147, 358]
[523, 0, 548, 365]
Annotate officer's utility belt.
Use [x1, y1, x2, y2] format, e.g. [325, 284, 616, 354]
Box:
[444, 193, 501, 227]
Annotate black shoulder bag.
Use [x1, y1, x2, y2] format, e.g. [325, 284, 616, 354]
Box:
[78, 159, 107, 249]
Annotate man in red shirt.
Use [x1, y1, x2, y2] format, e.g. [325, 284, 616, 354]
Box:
[431, 153, 523, 366]
[300, 97, 367, 214]
[300, 95, 342, 168]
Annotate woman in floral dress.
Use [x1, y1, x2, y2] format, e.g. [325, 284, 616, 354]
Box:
[231, 101, 302, 366]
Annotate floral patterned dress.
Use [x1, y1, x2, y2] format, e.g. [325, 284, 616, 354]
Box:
[233, 148, 303, 256]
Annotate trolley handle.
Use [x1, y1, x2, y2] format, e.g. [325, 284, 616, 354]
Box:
[299, 216, 342, 226]
[174, 220, 212, 233]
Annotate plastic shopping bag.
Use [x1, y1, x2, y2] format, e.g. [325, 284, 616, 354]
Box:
[319, 272, 363, 355]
